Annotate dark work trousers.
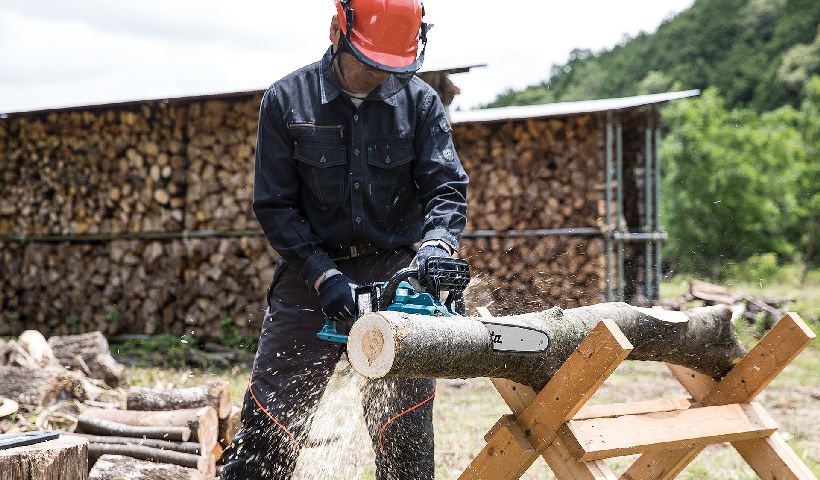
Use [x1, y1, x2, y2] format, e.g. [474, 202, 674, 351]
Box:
[220, 248, 436, 480]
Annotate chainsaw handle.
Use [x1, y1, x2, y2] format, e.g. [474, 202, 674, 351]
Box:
[378, 267, 420, 309]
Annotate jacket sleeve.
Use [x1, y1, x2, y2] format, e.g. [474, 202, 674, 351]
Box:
[412, 90, 469, 251]
[252, 88, 337, 287]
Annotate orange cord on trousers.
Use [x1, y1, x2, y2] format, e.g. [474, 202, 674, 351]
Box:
[378, 389, 436, 453]
[248, 378, 301, 452]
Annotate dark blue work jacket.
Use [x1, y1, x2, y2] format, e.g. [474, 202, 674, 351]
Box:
[252, 47, 469, 287]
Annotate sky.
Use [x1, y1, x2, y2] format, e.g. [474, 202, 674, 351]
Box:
[0, 0, 695, 114]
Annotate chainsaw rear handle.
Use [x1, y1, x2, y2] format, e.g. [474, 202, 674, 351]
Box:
[378, 256, 470, 313]
[378, 266, 421, 310]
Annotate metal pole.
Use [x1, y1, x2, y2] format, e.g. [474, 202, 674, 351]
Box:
[605, 113, 614, 302]
[645, 125, 654, 300]
[616, 121, 625, 302]
[655, 126, 663, 300]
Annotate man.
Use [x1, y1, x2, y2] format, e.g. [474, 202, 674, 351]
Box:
[220, 0, 468, 478]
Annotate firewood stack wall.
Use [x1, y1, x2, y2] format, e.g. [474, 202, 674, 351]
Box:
[0, 90, 653, 334]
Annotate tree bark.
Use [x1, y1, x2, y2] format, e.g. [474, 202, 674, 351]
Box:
[347, 303, 745, 391]
[48, 332, 125, 387]
[0, 434, 88, 480]
[88, 453, 206, 480]
[87, 445, 214, 478]
[77, 416, 191, 442]
[81, 406, 217, 451]
[70, 433, 205, 456]
[0, 366, 80, 407]
[126, 382, 231, 419]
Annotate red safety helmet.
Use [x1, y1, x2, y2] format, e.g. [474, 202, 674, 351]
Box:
[334, 0, 428, 74]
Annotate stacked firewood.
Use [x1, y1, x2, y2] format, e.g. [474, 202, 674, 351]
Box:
[184, 96, 261, 231]
[452, 115, 606, 232]
[0, 330, 241, 479]
[461, 236, 605, 314]
[0, 238, 278, 337]
[0, 104, 188, 236]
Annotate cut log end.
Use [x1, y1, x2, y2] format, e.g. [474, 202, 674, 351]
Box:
[347, 314, 396, 379]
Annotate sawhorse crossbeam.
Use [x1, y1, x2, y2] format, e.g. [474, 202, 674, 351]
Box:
[460, 308, 816, 480]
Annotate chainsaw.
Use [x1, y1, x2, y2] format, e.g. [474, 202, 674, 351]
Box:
[317, 257, 549, 353]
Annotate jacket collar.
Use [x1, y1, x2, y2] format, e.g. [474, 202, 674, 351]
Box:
[319, 47, 398, 107]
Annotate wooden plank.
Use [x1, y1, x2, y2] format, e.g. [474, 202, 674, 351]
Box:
[573, 397, 693, 421]
[560, 403, 778, 461]
[665, 364, 716, 401]
[488, 378, 618, 479]
[622, 313, 816, 480]
[733, 432, 817, 480]
[543, 437, 617, 480]
[460, 415, 535, 480]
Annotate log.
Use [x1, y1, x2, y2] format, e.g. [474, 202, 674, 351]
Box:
[77, 416, 191, 442]
[0, 366, 80, 407]
[0, 397, 18, 418]
[127, 382, 231, 419]
[87, 445, 214, 478]
[88, 453, 206, 480]
[0, 434, 88, 480]
[70, 433, 204, 456]
[81, 406, 217, 451]
[17, 331, 59, 368]
[347, 303, 745, 390]
[218, 405, 241, 449]
[48, 332, 126, 387]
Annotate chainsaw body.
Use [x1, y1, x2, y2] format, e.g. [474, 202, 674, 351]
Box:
[317, 257, 469, 344]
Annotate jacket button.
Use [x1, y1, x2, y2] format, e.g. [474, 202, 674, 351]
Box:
[354, 149, 360, 156]
[353, 114, 359, 121]
[319, 155, 327, 164]
[353, 181, 360, 190]
[385, 155, 391, 164]
[355, 217, 362, 224]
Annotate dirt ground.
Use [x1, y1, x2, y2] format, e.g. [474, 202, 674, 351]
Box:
[129, 342, 819, 479]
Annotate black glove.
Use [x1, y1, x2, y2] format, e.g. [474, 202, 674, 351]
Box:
[414, 244, 450, 288]
[318, 273, 356, 323]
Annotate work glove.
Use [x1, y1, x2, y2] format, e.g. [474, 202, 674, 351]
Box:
[318, 272, 357, 324]
[413, 243, 451, 289]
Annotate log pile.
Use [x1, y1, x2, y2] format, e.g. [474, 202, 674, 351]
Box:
[184, 97, 261, 231]
[452, 115, 605, 232]
[0, 238, 277, 337]
[0, 329, 242, 478]
[461, 236, 606, 314]
[0, 104, 188, 236]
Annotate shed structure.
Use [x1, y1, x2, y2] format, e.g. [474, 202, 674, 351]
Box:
[0, 77, 697, 336]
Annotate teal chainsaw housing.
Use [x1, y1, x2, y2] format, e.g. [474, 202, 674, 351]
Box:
[316, 280, 458, 344]
[317, 257, 470, 345]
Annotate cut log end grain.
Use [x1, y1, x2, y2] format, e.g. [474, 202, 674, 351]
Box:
[347, 316, 397, 379]
[0, 434, 88, 480]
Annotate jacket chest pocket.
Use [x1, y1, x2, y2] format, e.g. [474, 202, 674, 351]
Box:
[294, 142, 347, 210]
[366, 142, 415, 211]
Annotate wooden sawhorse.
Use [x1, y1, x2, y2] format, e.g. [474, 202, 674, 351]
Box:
[461, 309, 816, 480]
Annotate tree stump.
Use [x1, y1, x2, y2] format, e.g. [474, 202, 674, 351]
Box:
[0, 434, 88, 480]
[0, 366, 80, 407]
[89, 454, 204, 480]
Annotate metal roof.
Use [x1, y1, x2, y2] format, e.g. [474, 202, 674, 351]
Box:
[0, 65, 487, 118]
[449, 90, 700, 124]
